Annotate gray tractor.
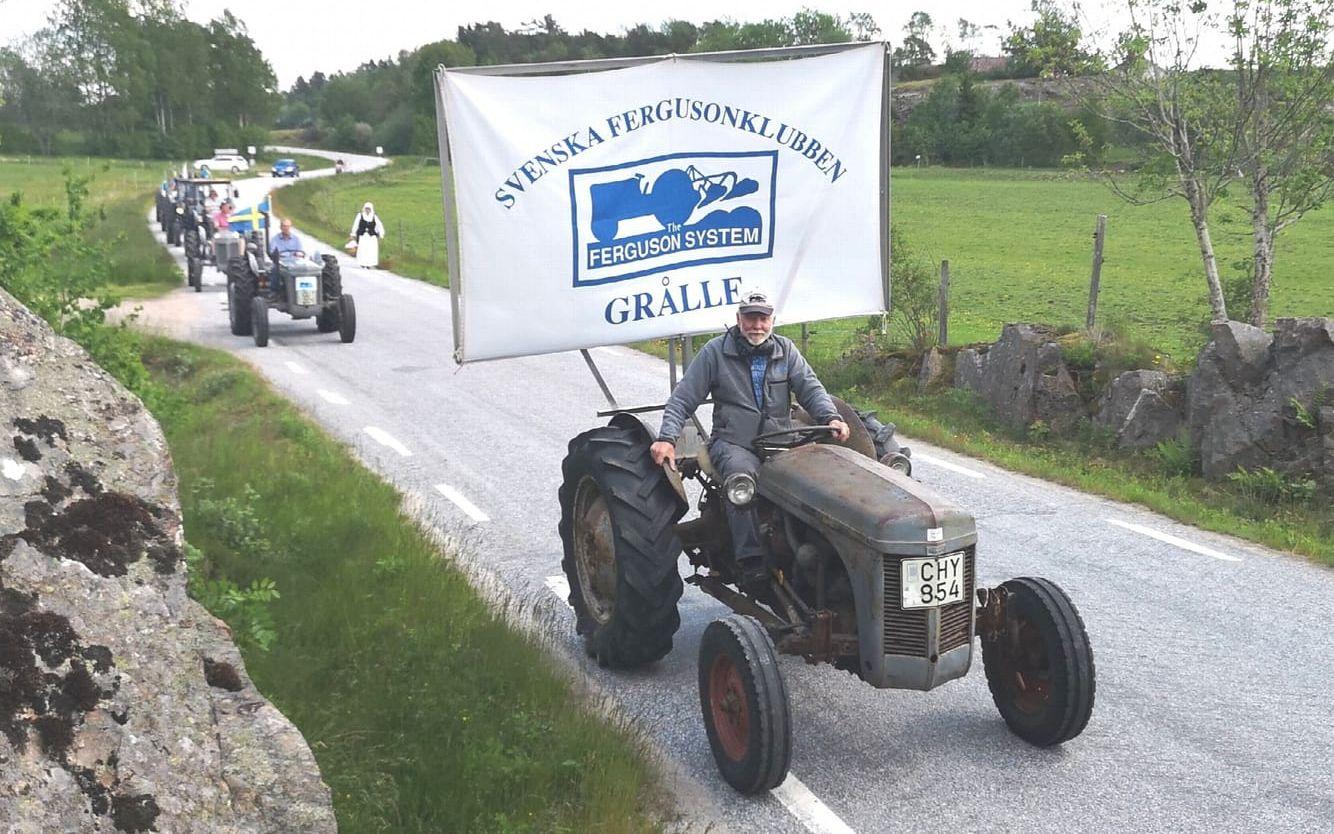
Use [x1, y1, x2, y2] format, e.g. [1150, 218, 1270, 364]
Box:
[225, 230, 355, 347]
[178, 178, 231, 292]
[558, 399, 1095, 794]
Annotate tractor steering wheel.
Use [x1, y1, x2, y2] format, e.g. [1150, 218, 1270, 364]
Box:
[753, 424, 840, 454]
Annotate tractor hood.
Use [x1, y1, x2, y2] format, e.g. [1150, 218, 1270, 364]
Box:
[758, 444, 975, 555]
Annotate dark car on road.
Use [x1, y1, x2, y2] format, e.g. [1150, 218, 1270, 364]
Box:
[271, 158, 300, 178]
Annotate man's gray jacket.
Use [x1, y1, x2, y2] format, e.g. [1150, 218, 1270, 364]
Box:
[658, 328, 840, 448]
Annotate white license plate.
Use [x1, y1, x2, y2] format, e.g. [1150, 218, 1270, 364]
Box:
[296, 278, 317, 306]
[901, 552, 965, 609]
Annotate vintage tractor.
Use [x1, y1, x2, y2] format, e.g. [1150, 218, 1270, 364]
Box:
[225, 231, 355, 347]
[178, 179, 231, 292]
[558, 398, 1095, 794]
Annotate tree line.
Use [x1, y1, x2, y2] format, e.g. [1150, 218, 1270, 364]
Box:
[0, 0, 277, 158]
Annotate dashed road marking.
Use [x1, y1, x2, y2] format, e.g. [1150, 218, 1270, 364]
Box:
[434, 483, 489, 522]
[913, 452, 985, 480]
[540, 576, 856, 834]
[772, 776, 857, 834]
[364, 426, 412, 457]
[285, 361, 308, 375]
[317, 389, 349, 405]
[1107, 518, 1241, 562]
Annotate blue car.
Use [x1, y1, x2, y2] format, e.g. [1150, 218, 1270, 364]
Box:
[271, 158, 300, 178]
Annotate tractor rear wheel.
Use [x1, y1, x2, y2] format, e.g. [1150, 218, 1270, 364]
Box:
[320, 255, 342, 299]
[315, 306, 339, 332]
[982, 577, 1095, 747]
[187, 256, 202, 291]
[557, 424, 686, 668]
[699, 615, 791, 794]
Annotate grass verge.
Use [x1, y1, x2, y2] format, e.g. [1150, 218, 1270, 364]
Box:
[1, 156, 181, 299]
[140, 337, 665, 833]
[272, 157, 449, 286]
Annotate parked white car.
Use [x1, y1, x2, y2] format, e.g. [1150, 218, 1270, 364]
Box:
[193, 153, 251, 174]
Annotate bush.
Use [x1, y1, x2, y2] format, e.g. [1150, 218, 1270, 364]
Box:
[1227, 466, 1318, 506]
[889, 224, 939, 352]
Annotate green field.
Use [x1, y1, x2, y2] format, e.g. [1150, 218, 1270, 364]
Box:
[142, 338, 665, 833]
[1, 156, 182, 298]
[274, 158, 450, 286]
[273, 163, 1334, 362]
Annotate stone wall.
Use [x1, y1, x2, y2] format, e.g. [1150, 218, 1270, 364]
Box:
[951, 318, 1334, 485]
[1, 288, 336, 833]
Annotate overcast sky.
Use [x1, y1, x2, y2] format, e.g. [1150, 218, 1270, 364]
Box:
[4, 1, 1073, 88]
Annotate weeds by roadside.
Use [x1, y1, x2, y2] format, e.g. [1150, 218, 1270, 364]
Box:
[141, 338, 667, 833]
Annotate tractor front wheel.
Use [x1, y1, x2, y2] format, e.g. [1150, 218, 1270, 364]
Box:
[981, 577, 1095, 747]
[250, 296, 269, 347]
[557, 424, 686, 668]
[337, 294, 356, 343]
[699, 615, 791, 794]
[227, 258, 255, 336]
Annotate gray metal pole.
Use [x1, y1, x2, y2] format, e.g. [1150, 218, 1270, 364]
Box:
[1087, 214, 1107, 330]
[668, 337, 678, 392]
[937, 260, 950, 347]
[433, 68, 465, 361]
[681, 334, 694, 371]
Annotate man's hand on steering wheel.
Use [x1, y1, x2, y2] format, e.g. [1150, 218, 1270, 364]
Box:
[828, 418, 850, 442]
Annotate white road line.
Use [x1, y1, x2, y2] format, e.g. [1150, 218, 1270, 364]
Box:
[545, 574, 570, 602]
[1107, 518, 1241, 562]
[317, 389, 350, 405]
[434, 483, 490, 522]
[539, 576, 855, 834]
[285, 361, 308, 375]
[772, 776, 857, 834]
[912, 452, 985, 480]
[363, 426, 412, 457]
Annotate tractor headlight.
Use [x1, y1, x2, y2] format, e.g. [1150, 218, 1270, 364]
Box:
[175, 206, 184, 214]
[724, 473, 756, 506]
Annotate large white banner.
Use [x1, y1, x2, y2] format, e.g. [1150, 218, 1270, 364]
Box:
[440, 44, 887, 363]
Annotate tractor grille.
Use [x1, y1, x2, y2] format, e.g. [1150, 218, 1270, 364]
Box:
[883, 549, 975, 657]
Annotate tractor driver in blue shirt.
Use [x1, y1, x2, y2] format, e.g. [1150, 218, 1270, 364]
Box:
[268, 217, 304, 297]
[650, 288, 850, 590]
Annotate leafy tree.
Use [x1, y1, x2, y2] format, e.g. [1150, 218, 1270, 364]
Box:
[1003, 1, 1099, 78]
[1065, 0, 1241, 322]
[1226, 0, 1334, 326]
[893, 11, 936, 78]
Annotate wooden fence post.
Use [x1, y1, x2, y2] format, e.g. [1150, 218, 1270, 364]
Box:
[801, 322, 809, 356]
[937, 260, 950, 347]
[1087, 214, 1107, 330]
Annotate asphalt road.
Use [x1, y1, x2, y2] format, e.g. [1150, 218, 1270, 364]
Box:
[127, 149, 1334, 834]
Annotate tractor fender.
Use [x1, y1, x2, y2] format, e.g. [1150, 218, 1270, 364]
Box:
[605, 412, 689, 511]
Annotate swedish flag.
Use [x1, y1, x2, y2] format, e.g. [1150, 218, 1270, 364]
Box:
[228, 196, 271, 234]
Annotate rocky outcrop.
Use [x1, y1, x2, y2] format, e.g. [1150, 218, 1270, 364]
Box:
[1094, 370, 1185, 450]
[952, 324, 1084, 433]
[916, 347, 949, 393]
[1, 288, 336, 833]
[1187, 318, 1334, 480]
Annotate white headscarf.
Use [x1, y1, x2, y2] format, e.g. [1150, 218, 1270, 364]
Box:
[361, 202, 375, 220]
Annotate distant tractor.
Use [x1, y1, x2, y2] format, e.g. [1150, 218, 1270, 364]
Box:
[226, 229, 355, 347]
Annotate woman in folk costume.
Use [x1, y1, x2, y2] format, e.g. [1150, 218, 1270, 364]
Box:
[349, 202, 386, 268]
